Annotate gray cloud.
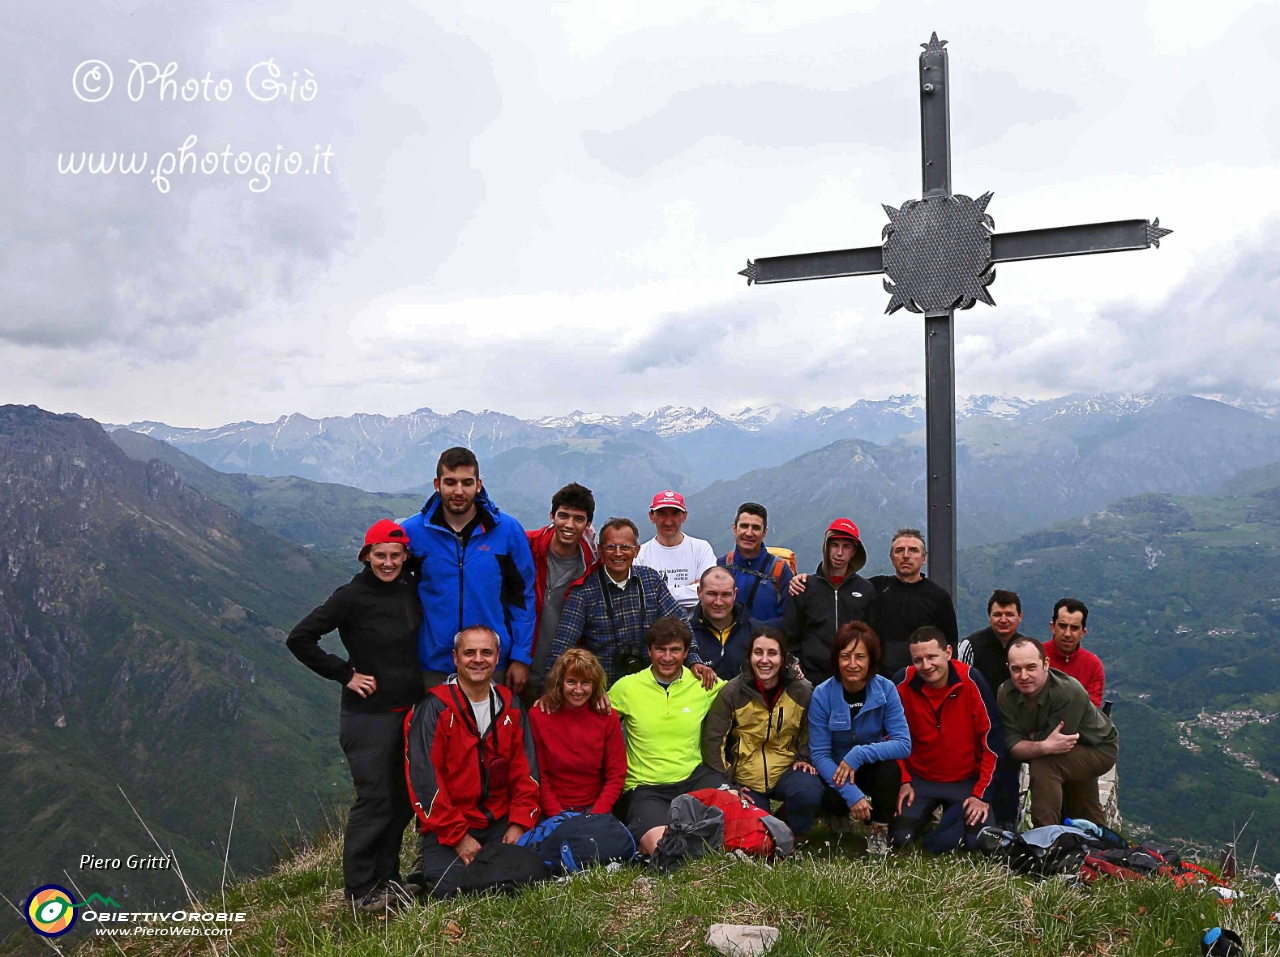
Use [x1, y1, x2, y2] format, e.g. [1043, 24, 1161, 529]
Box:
[581, 71, 1078, 179]
[1104, 222, 1280, 395]
[0, 1, 356, 352]
[617, 299, 779, 373]
[0, 0, 505, 357]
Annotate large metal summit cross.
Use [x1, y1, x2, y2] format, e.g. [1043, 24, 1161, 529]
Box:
[737, 33, 1171, 598]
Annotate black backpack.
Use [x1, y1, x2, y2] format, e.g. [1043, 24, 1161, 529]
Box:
[978, 825, 1099, 877]
[430, 842, 550, 898]
[527, 813, 637, 875]
[650, 794, 725, 873]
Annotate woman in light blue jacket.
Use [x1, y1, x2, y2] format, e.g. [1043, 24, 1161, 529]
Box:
[808, 621, 911, 854]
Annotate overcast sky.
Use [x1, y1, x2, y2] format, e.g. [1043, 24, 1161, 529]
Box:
[4, 0, 1279, 426]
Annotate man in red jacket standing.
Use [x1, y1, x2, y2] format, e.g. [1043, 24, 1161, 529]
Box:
[1044, 598, 1105, 707]
[892, 626, 1000, 852]
[404, 625, 541, 897]
[524, 484, 597, 706]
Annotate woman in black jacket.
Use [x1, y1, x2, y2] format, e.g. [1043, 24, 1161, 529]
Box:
[287, 519, 423, 913]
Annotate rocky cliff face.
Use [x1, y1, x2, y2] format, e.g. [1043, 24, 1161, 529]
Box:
[0, 405, 356, 948]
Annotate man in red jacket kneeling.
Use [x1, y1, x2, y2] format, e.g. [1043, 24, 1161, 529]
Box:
[404, 625, 541, 896]
[892, 626, 1000, 852]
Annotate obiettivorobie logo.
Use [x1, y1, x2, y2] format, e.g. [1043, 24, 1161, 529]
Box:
[24, 884, 247, 939]
[24, 885, 118, 938]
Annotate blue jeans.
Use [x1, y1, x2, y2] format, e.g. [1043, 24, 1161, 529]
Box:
[739, 766, 826, 837]
[891, 777, 990, 853]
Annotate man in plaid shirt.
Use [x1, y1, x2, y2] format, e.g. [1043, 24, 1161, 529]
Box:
[545, 517, 717, 687]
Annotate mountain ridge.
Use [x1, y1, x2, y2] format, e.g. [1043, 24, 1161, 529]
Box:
[0, 405, 362, 951]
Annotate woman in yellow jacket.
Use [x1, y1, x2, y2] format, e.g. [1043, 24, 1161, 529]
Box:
[701, 627, 825, 837]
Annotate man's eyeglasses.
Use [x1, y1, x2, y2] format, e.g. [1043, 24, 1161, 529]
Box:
[602, 544, 637, 553]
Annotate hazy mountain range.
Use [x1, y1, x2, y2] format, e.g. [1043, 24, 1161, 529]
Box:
[110, 393, 1280, 569]
[110, 392, 1220, 491]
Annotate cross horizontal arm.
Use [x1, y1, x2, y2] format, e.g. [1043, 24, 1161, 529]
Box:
[738, 245, 883, 285]
[991, 219, 1169, 263]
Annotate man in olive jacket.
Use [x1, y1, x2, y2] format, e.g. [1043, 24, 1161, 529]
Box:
[999, 636, 1119, 827]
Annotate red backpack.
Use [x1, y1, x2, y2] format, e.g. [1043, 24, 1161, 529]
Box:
[687, 789, 778, 857]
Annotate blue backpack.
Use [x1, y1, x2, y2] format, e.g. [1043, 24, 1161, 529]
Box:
[519, 812, 636, 874]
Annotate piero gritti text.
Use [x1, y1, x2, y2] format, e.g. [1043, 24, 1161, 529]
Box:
[80, 853, 174, 871]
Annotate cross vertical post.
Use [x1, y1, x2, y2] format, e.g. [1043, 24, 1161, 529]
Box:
[735, 33, 1170, 604]
[919, 36, 957, 598]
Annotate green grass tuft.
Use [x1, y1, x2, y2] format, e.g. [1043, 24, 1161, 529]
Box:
[77, 829, 1280, 957]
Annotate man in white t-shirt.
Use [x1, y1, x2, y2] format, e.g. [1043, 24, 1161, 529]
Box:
[635, 490, 717, 610]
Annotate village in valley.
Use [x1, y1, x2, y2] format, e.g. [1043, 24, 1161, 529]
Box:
[1176, 708, 1280, 784]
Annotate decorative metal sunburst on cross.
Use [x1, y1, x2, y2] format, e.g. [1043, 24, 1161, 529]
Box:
[881, 192, 996, 314]
[735, 32, 1173, 596]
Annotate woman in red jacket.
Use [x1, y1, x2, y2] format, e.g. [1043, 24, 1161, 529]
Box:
[528, 649, 627, 815]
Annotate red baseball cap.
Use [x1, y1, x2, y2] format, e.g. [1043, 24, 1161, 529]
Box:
[359, 519, 410, 561]
[649, 489, 687, 513]
[824, 518, 867, 573]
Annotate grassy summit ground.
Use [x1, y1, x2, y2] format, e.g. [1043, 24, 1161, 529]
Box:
[80, 829, 1278, 957]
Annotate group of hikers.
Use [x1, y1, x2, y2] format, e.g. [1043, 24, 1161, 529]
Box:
[286, 446, 1120, 912]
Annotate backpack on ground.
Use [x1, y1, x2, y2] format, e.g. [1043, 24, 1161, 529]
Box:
[977, 825, 1100, 877]
[517, 811, 579, 849]
[651, 794, 725, 872]
[1080, 840, 1231, 889]
[429, 842, 549, 898]
[687, 788, 794, 858]
[522, 812, 636, 875]
[1080, 843, 1179, 883]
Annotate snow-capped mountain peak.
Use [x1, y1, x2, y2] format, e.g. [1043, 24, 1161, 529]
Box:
[956, 395, 1035, 419]
[633, 406, 734, 437]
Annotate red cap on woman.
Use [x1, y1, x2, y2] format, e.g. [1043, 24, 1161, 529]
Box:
[358, 519, 410, 562]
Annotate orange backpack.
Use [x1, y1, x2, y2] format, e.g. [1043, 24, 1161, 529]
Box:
[723, 547, 796, 611]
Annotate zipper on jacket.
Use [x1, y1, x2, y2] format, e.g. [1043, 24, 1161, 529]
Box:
[923, 686, 961, 731]
[455, 531, 466, 633]
[762, 704, 773, 789]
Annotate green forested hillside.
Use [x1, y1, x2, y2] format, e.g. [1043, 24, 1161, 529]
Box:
[957, 486, 1280, 864]
[0, 409, 361, 952]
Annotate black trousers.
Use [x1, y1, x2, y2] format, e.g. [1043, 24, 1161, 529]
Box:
[820, 759, 902, 826]
[990, 750, 1022, 826]
[339, 710, 414, 899]
[409, 818, 510, 896]
[617, 765, 727, 841]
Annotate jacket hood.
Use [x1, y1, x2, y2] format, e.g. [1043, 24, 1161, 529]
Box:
[810, 562, 870, 588]
[420, 484, 500, 523]
[821, 521, 867, 575]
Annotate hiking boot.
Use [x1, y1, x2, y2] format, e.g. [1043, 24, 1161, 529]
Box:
[866, 823, 891, 857]
[356, 881, 414, 915]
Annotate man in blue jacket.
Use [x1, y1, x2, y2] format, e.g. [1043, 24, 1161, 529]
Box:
[400, 447, 538, 693]
[717, 503, 793, 627]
